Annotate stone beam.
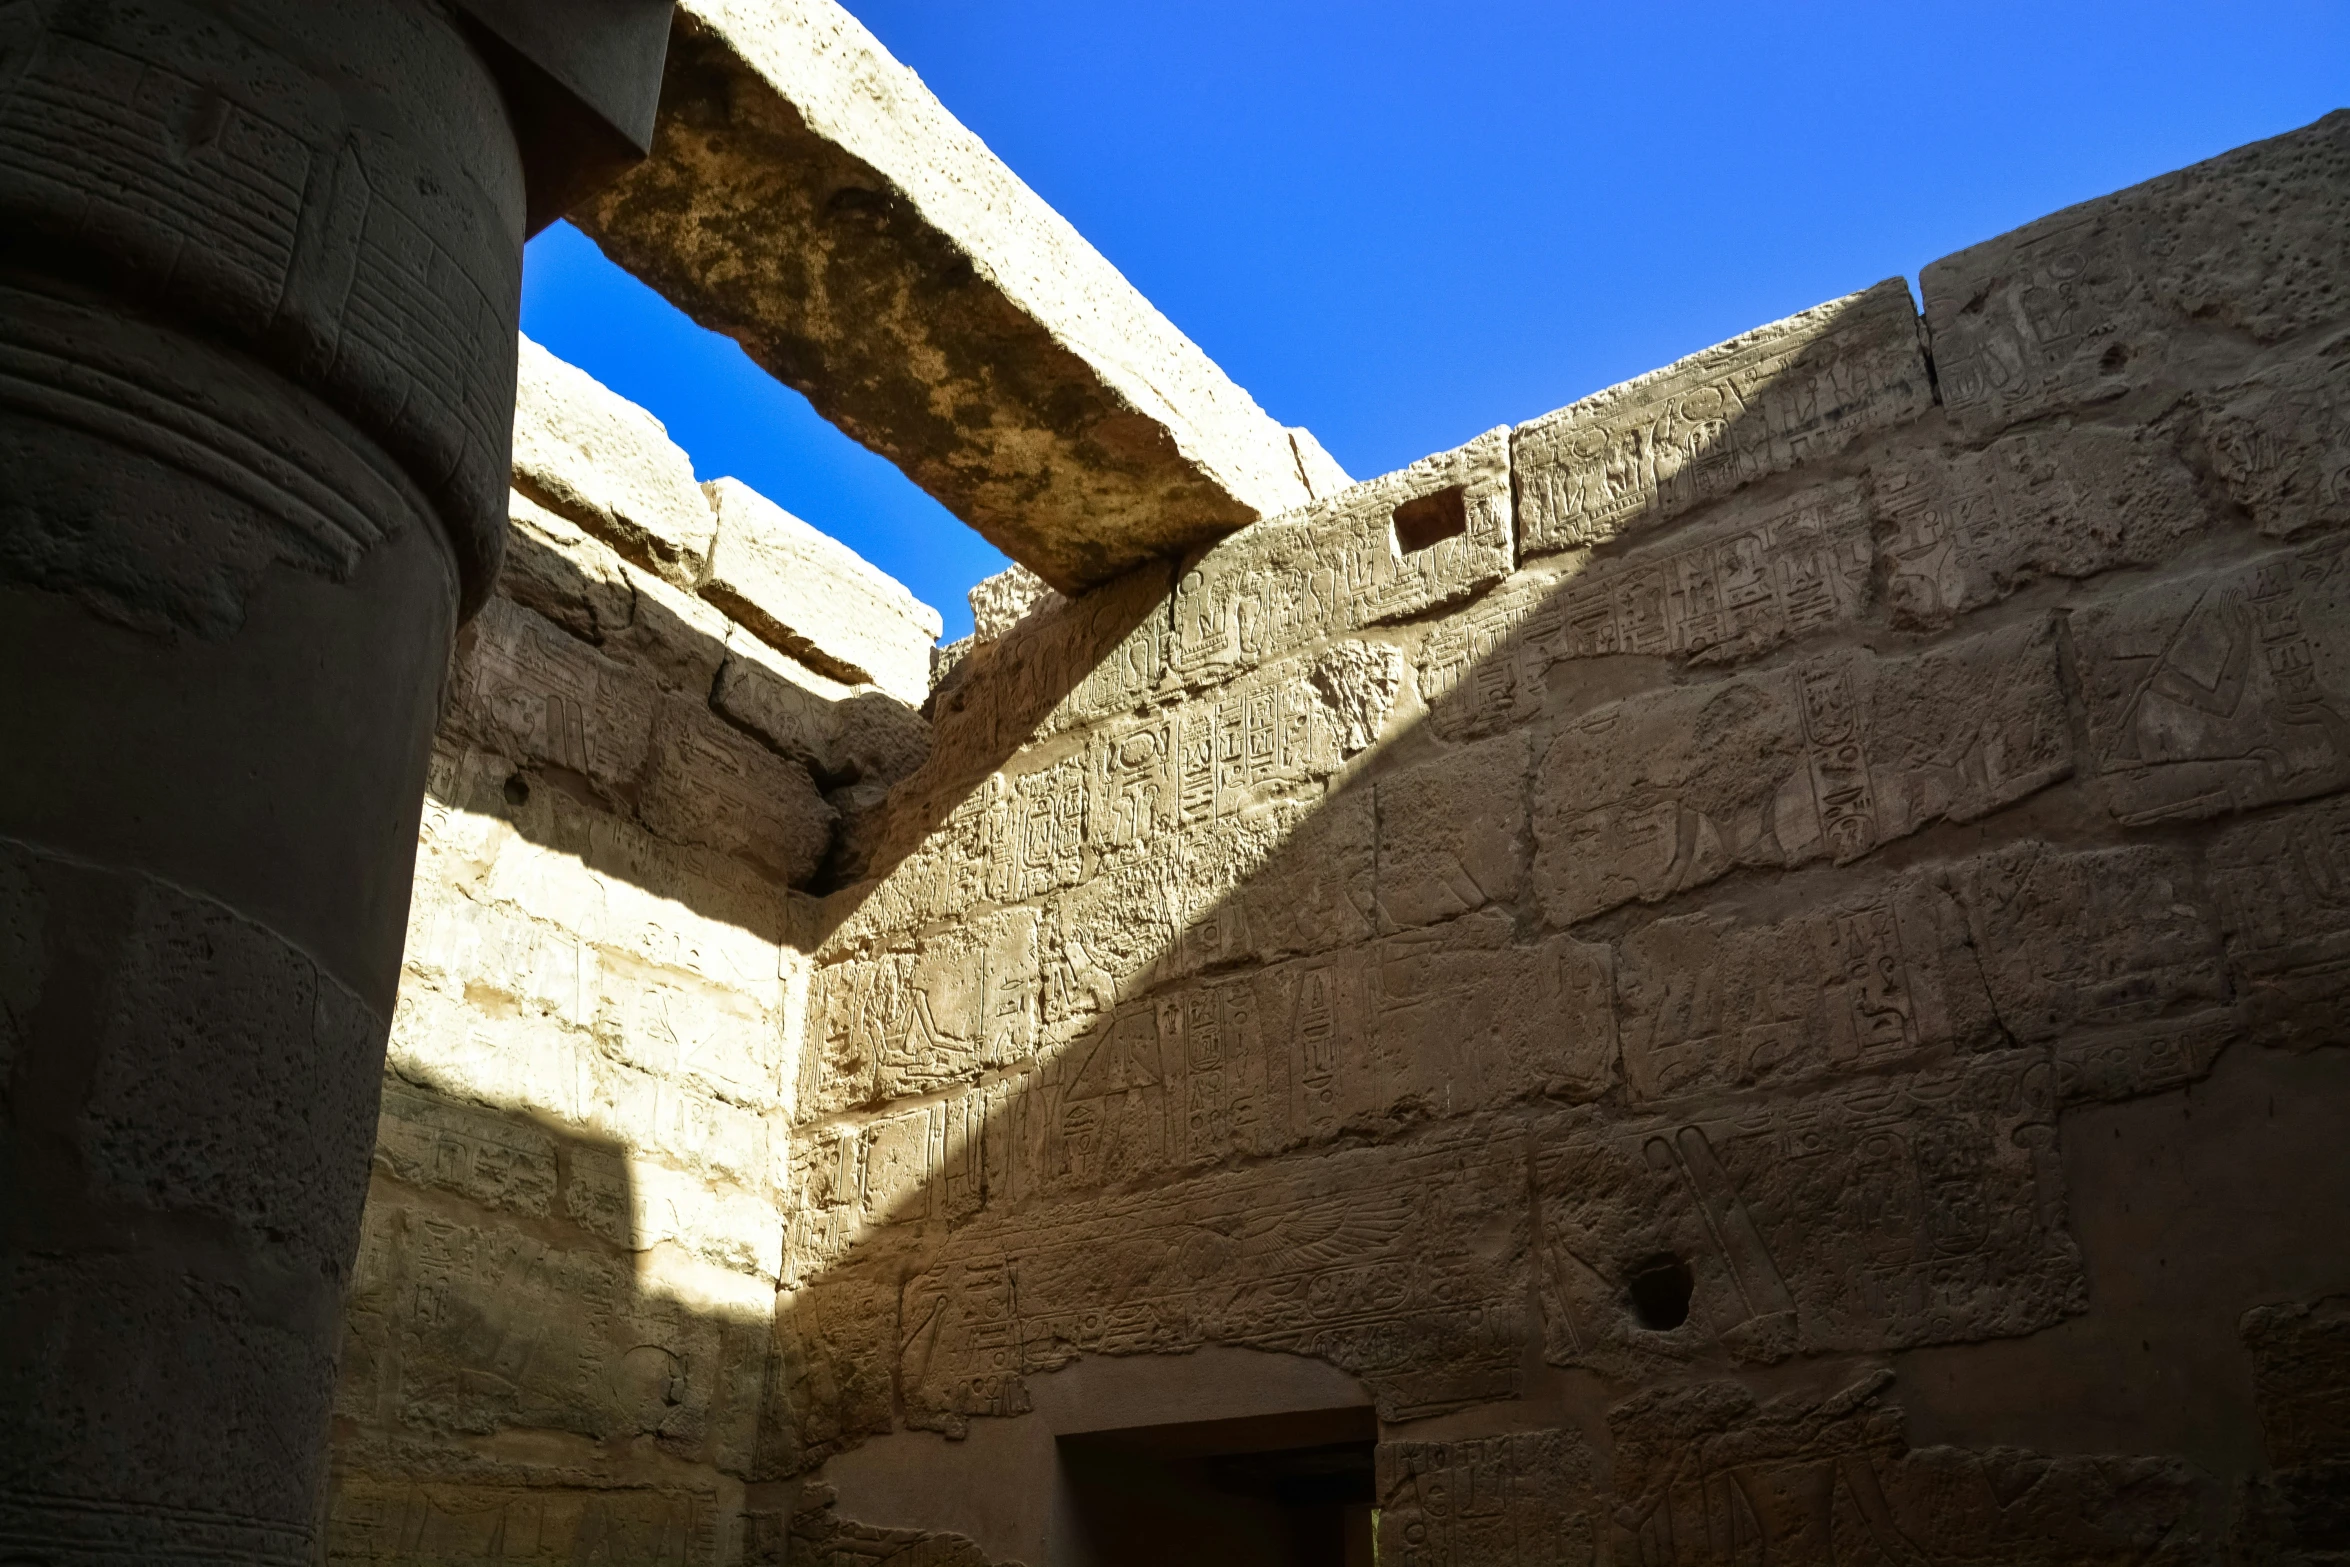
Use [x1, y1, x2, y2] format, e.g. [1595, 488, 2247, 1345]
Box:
[574, 0, 1351, 594]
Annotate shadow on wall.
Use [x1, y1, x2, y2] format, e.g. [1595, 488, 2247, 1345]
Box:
[331, 113, 2350, 1566]
[772, 112, 2350, 1566]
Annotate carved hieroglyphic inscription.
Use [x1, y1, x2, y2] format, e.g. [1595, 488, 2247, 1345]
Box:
[2074, 543, 2350, 823]
[2206, 332, 2350, 541]
[2211, 793, 2350, 1050]
[1534, 1057, 2084, 1380]
[1605, 1373, 2204, 1565]
[1514, 280, 1930, 555]
[1532, 618, 2072, 925]
[1421, 482, 1875, 742]
[1872, 424, 2206, 628]
[1376, 1429, 1601, 1567]
[327, 1480, 724, 1567]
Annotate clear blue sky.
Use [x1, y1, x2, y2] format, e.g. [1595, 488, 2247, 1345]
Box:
[521, 1, 2350, 642]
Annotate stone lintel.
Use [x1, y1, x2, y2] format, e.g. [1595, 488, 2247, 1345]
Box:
[574, 0, 1350, 594]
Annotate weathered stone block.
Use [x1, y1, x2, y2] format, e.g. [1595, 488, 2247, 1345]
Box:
[1421, 480, 1876, 743]
[2073, 542, 2350, 824]
[1531, 617, 2073, 925]
[2204, 329, 2350, 541]
[1606, 1374, 2207, 1566]
[1535, 1055, 2085, 1380]
[1945, 841, 2234, 1102]
[1922, 110, 2350, 437]
[638, 695, 836, 886]
[499, 489, 637, 647]
[2212, 793, 2350, 1051]
[701, 477, 941, 705]
[1513, 279, 1931, 557]
[968, 562, 1062, 643]
[449, 596, 657, 799]
[328, 1479, 729, 1567]
[1377, 1429, 1601, 1567]
[512, 336, 716, 587]
[371, 1078, 560, 1219]
[1872, 422, 2209, 628]
[1376, 731, 1529, 931]
[1168, 428, 1514, 691]
[1612, 868, 2001, 1107]
[576, 0, 1337, 592]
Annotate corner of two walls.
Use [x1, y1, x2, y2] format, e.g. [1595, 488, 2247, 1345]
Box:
[790, 109, 2350, 1565]
[326, 339, 940, 1560]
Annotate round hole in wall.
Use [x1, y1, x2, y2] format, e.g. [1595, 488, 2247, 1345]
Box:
[1626, 1252, 1694, 1331]
[502, 772, 530, 808]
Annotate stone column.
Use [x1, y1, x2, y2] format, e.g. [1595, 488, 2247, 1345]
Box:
[0, 2, 657, 1559]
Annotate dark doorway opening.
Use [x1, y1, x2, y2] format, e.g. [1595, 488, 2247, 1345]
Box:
[1056, 1406, 1377, 1567]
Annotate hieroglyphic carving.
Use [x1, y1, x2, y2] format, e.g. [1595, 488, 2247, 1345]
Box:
[1532, 617, 2072, 925]
[1872, 424, 2207, 628]
[759, 1484, 1009, 1567]
[1605, 1373, 2206, 1565]
[803, 907, 1040, 1115]
[327, 1480, 724, 1566]
[1613, 870, 2000, 1106]
[1514, 280, 1930, 556]
[1534, 1056, 2083, 1380]
[1376, 731, 1530, 931]
[2074, 543, 2350, 824]
[337, 1194, 768, 1471]
[2211, 793, 2350, 1050]
[2206, 331, 2350, 540]
[637, 696, 835, 887]
[1170, 428, 1513, 689]
[1945, 842, 2234, 1100]
[450, 597, 657, 798]
[1376, 1429, 1601, 1567]
[1423, 483, 1874, 742]
[890, 1129, 1526, 1439]
[1923, 110, 2350, 438]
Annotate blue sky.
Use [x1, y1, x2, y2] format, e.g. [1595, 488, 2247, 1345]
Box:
[521, 1, 2350, 642]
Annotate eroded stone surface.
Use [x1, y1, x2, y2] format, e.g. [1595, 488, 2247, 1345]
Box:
[576, 0, 1343, 591]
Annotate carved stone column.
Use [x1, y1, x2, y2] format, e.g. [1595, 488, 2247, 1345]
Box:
[0, 1, 662, 1559]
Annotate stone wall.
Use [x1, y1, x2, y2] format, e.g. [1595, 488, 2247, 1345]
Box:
[786, 112, 2350, 1563]
[322, 346, 935, 1563]
[326, 113, 2350, 1564]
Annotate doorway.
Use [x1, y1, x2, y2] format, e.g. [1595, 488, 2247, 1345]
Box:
[1055, 1406, 1377, 1567]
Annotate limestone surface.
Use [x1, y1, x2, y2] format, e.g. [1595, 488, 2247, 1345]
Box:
[575, 0, 1349, 591]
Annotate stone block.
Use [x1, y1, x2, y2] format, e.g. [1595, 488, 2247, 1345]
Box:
[1513, 279, 1931, 557]
[576, 0, 1336, 591]
[338, 1192, 765, 1468]
[1534, 1054, 2085, 1381]
[2073, 541, 2350, 824]
[2203, 328, 2350, 541]
[1420, 479, 1876, 744]
[1376, 1430, 1601, 1567]
[1945, 841, 2234, 1102]
[701, 477, 940, 705]
[612, 559, 734, 695]
[511, 336, 716, 586]
[712, 628, 852, 774]
[1922, 110, 2350, 438]
[968, 562, 1062, 643]
[1871, 422, 2209, 628]
[1167, 428, 1514, 693]
[2212, 793, 2350, 1051]
[499, 489, 636, 646]
[1531, 616, 2073, 926]
[370, 1078, 560, 1219]
[802, 905, 1040, 1117]
[1612, 868, 2001, 1107]
[1605, 1374, 2206, 1566]
[1376, 730, 1530, 931]
[449, 596, 657, 800]
[564, 1146, 785, 1280]
[328, 1479, 729, 1567]
[882, 1128, 1527, 1430]
[638, 695, 837, 886]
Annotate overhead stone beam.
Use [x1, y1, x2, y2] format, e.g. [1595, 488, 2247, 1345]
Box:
[573, 0, 1350, 593]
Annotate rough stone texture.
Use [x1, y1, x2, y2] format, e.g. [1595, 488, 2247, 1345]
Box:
[325, 116, 2350, 1563]
[970, 563, 1065, 644]
[703, 476, 942, 705]
[574, 0, 1349, 592]
[512, 336, 718, 588]
[0, 1, 666, 1559]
